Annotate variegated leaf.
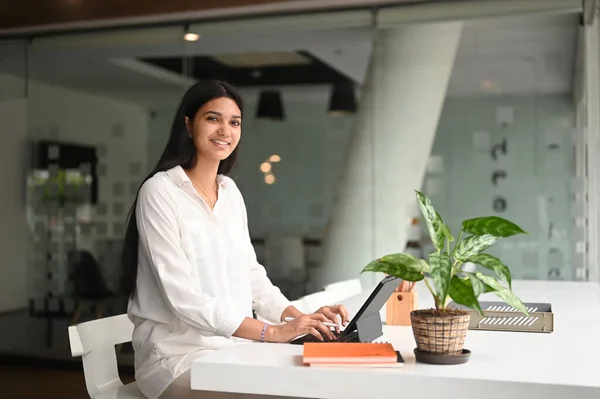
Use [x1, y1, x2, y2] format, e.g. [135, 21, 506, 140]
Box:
[475, 272, 529, 316]
[362, 253, 427, 281]
[468, 253, 512, 288]
[415, 190, 447, 251]
[428, 252, 452, 304]
[462, 216, 527, 237]
[454, 234, 499, 262]
[449, 275, 483, 315]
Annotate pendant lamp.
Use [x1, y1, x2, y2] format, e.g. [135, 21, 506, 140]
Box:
[257, 90, 284, 120]
[328, 82, 357, 116]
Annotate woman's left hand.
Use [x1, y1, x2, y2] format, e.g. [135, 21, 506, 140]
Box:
[315, 304, 350, 332]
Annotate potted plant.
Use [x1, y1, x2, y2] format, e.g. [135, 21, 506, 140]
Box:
[361, 190, 529, 363]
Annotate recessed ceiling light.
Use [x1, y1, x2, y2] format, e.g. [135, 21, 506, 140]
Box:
[269, 155, 281, 163]
[184, 33, 200, 42]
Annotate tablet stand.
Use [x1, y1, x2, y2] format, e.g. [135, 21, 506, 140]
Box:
[354, 312, 384, 342]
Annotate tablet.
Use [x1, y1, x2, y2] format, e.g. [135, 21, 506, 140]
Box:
[290, 275, 400, 344]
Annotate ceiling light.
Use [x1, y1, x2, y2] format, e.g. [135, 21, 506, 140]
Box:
[328, 82, 357, 116]
[184, 33, 200, 42]
[260, 162, 272, 173]
[257, 90, 284, 120]
[264, 174, 276, 185]
[269, 155, 281, 163]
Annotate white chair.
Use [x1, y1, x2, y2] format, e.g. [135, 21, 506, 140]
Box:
[68, 314, 146, 399]
[324, 278, 363, 298]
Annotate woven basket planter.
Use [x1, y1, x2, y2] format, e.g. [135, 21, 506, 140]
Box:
[410, 309, 470, 354]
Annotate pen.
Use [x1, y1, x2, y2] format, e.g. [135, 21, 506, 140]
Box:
[284, 317, 340, 328]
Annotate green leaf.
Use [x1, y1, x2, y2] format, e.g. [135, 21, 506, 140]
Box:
[428, 252, 452, 304]
[361, 253, 427, 281]
[462, 216, 527, 238]
[468, 273, 485, 297]
[440, 217, 455, 242]
[449, 275, 483, 316]
[468, 253, 512, 288]
[483, 283, 495, 293]
[415, 190, 447, 250]
[475, 272, 529, 316]
[454, 234, 499, 262]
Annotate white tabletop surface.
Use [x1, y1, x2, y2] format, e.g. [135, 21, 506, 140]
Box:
[191, 280, 600, 399]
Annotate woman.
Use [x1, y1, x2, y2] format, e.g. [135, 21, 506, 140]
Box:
[119, 80, 349, 399]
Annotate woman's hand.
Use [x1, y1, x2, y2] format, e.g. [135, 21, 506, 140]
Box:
[266, 313, 336, 343]
[315, 304, 350, 333]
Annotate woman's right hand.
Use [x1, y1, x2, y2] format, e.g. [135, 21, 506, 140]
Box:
[266, 313, 336, 343]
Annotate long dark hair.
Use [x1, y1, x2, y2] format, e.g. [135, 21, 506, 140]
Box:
[119, 80, 244, 299]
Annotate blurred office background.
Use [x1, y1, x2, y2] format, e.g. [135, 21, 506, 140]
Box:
[1, 0, 599, 397]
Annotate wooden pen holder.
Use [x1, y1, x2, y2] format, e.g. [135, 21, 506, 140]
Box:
[386, 291, 418, 326]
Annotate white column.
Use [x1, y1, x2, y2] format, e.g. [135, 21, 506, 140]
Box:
[318, 22, 463, 289]
[583, 10, 600, 284]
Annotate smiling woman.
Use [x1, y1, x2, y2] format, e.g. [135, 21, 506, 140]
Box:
[183, 98, 242, 209]
[117, 80, 349, 399]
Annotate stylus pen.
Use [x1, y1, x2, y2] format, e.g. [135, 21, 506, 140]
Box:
[283, 317, 340, 328]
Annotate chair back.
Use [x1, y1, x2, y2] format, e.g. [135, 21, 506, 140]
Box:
[68, 314, 134, 398]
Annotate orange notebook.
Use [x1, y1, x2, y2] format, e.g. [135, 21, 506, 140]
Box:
[303, 342, 398, 364]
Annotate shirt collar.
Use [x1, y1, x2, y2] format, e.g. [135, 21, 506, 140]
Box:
[167, 165, 229, 189]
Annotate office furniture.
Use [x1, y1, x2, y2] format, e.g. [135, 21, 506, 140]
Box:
[190, 280, 600, 399]
[68, 314, 144, 399]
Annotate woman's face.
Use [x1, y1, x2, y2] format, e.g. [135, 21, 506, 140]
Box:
[185, 97, 242, 162]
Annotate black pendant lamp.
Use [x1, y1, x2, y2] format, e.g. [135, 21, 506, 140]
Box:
[257, 90, 284, 120]
[328, 82, 357, 116]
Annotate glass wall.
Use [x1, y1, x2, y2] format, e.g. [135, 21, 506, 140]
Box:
[0, 39, 30, 353]
[0, 0, 589, 363]
[417, 13, 582, 282]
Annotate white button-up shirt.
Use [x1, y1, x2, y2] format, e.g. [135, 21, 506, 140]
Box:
[127, 165, 291, 399]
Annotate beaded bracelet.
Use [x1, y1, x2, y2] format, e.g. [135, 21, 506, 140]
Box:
[260, 323, 268, 342]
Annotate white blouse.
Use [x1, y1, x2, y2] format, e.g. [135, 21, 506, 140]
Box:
[127, 165, 291, 399]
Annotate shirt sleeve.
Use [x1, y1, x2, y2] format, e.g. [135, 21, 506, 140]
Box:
[237, 189, 292, 324]
[136, 179, 246, 337]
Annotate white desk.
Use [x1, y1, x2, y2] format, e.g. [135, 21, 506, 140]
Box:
[191, 280, 600, 399]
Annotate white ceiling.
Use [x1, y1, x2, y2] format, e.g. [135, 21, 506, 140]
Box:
[0, 13, 580, 107]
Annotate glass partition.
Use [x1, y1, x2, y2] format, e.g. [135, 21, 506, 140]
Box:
[0, 39, 32, 351]
[23, 26, 187, 357]
[419, 13, 581, 281]
[0, 0, 588, 366]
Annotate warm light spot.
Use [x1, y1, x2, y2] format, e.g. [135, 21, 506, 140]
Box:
[269, 154, 281, 162]
[184, 33, 200, 42]
[264, 174, 275, 184]
[260, 162, 272, 173]
[480, 78, 502, 93]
